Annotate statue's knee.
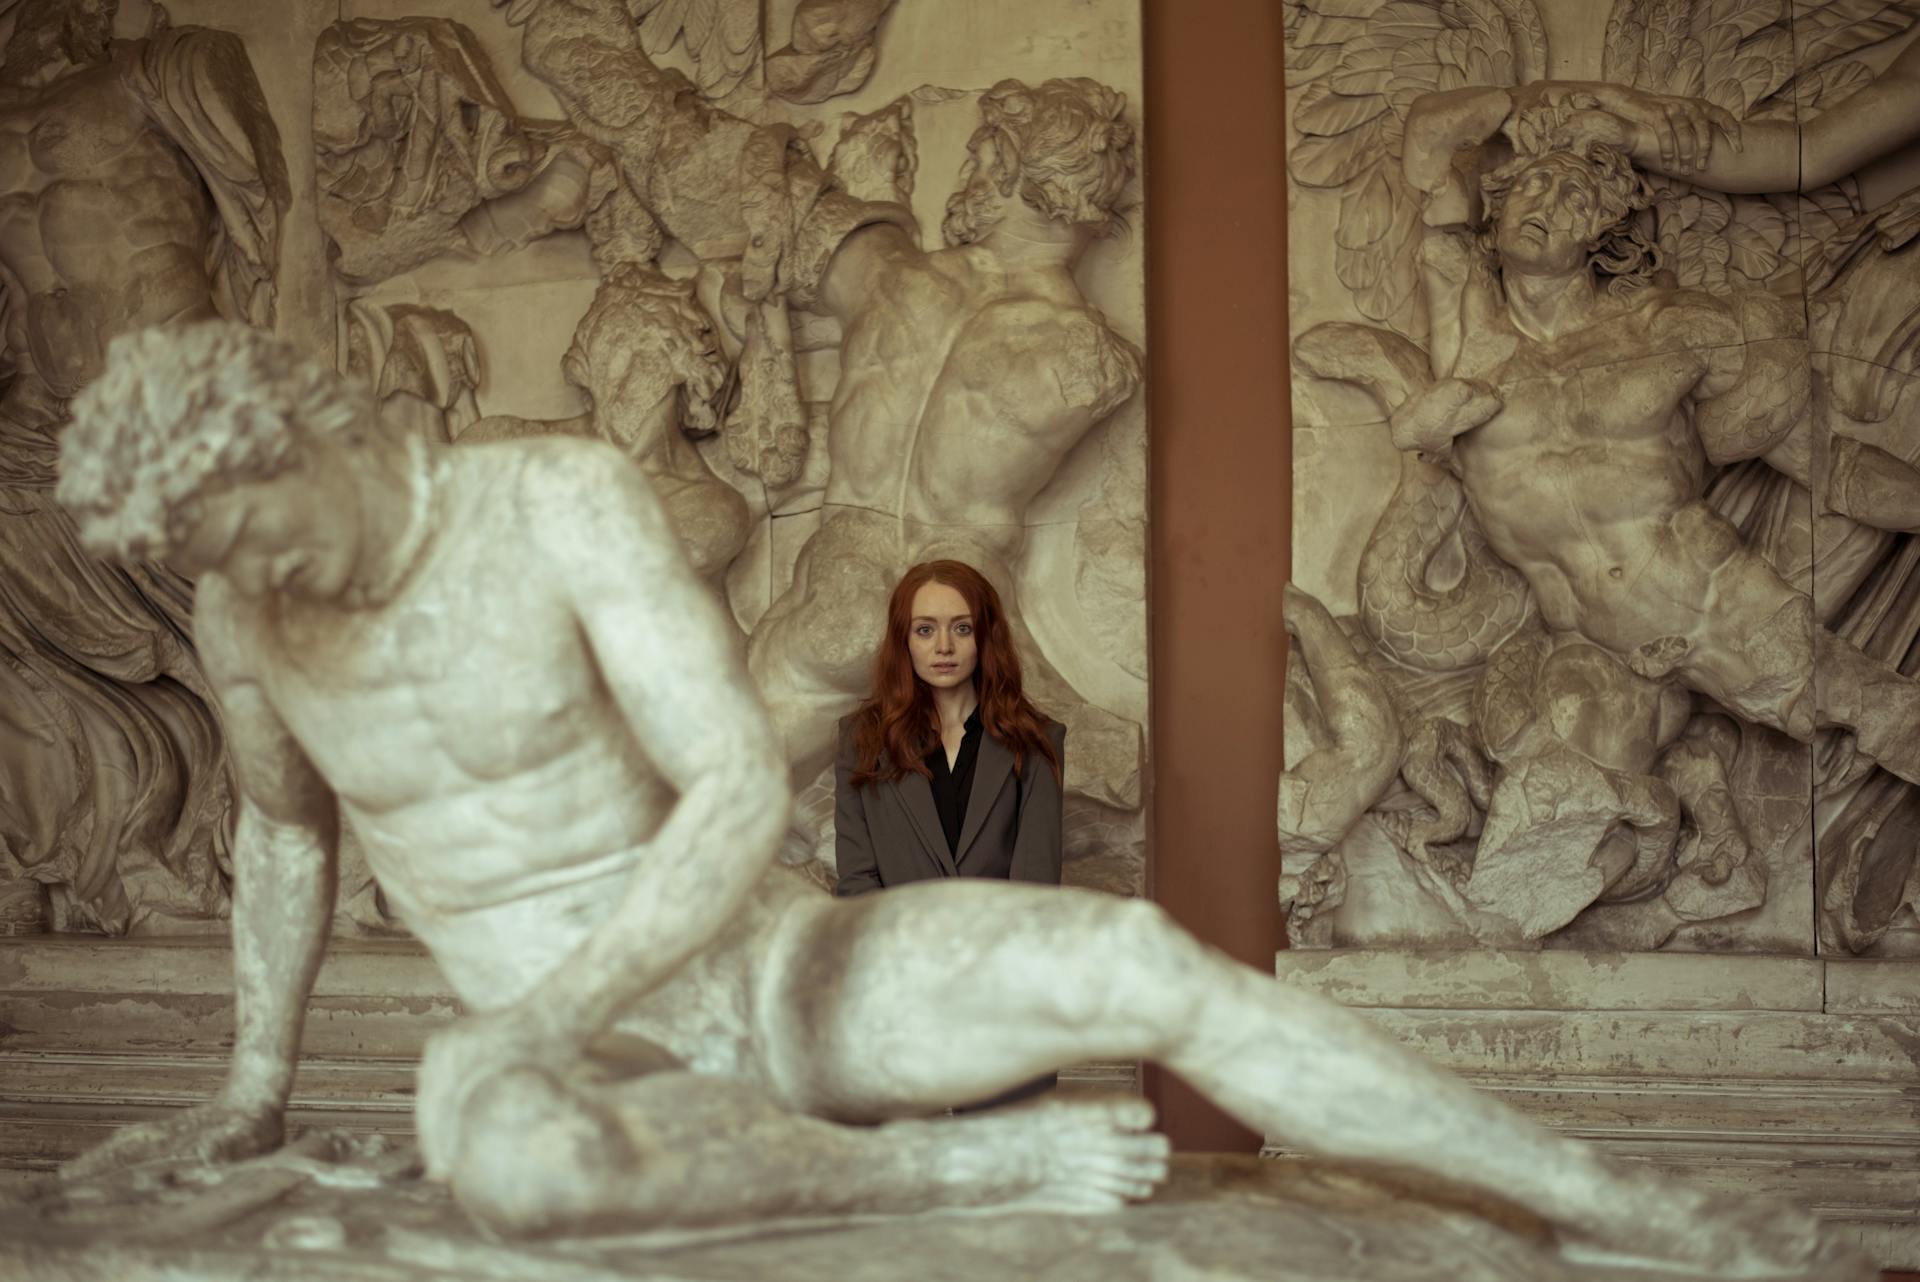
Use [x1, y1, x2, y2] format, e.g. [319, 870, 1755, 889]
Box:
[448, 1066, 630, 1238]
[1069, 898, 1202, 1029]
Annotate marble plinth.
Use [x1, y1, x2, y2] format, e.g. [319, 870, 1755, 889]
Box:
[0, 1145, 1875, 1282]
[0, 937, 1136, 1170]
[1273, 950, 1920, 1268]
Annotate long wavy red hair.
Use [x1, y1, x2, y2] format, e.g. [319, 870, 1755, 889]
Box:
[849, 560, 1061, 787]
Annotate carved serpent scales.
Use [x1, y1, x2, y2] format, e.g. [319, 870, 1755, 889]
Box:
[1294, 322, 1534, 672]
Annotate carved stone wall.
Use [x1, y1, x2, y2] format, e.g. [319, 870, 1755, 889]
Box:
[0, 0, 1148, 933]
[1281, 0, 1920, 958]
[1279, 2, 1920, 1260]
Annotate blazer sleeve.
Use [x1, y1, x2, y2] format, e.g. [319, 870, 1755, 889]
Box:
[833, 720, 885, 897]
[1009, 721, 1067, 886]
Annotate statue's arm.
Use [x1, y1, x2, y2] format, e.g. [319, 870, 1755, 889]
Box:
[525, 442, 789, 1038]
[121, 26, 291, 327]
[1403, 87, 1516, 226]
[1687, 40, 1920, 193]
[815, 219, 920, 322]
[1405, 82, 1738, 224]
[65, 580, 337, 1178]
[1685, 291, 1810, 468]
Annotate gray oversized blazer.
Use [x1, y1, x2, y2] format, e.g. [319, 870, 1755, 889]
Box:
[832, 716, 1067, 896]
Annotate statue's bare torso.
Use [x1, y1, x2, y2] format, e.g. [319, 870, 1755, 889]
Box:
[1446, 280, 1742, 658]
[0, 56, 216, 399]
[212, 443, 800, 1056]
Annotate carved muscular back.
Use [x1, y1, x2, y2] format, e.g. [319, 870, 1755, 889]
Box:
[0, 64, 216, 397]
[827, 243, 1140, 535]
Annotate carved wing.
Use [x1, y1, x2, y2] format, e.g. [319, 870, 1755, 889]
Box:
[1286, 0, 1548, 342]
[118, 26, 291, 329]
[1601, 0, 1920, 295]
[631, 0, 762, 100]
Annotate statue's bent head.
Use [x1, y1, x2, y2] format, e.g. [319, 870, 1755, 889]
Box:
[60, 322, 375, 570]
[943, 78, 1135, 248]
[1481, 139, 1658, 289]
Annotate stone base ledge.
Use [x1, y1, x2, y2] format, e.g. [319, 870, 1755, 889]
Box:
[1272, 948, 1920, 1269]
[0, 936, 1137, 1171]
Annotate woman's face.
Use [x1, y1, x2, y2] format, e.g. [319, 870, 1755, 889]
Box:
[907, 581, 977, 691]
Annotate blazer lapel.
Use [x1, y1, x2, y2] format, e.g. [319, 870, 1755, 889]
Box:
[954, 733, 1014, 867]
[895, 771, 957, 875]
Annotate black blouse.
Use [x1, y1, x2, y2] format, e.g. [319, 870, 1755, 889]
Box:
[921, 708, 984, 857]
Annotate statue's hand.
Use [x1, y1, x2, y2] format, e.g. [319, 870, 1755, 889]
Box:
[1390, 378, 1502, 456]
[61, 1098, 284, 1182]
[1579, 86, 1740, 173]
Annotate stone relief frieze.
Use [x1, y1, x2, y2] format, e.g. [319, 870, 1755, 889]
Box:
[321, 0, 1150, 892]
[0, 0, 1146, 933]
[0, 1, 290, 933]
[1282, 0, 1920, 953]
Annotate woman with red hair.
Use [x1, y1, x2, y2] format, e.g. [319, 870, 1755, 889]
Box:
[833, 560, 1065, 898]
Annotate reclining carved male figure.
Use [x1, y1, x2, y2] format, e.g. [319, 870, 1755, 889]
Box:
[55, 323, 1821, 1273]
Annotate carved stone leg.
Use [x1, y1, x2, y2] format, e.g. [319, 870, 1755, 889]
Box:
[771, 881, 1830, 1276]
[440, 1063, 1168, 1236]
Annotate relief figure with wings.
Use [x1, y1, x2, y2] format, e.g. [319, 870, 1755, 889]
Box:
[1281, 0, 1920, 951]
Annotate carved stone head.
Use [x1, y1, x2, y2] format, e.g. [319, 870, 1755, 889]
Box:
[562, 265, 728, 445]
[1481, 142, 1658, 290]
[59, 323, 379, 577]
[942, 77, 1135, 247]
[2, 0, 117, 83]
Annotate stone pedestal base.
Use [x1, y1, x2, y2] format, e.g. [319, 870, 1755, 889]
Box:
[1272, 950, 1920, 1268]
[0, 936, 1136, 1170]
[0, 1144, 1875, 1281]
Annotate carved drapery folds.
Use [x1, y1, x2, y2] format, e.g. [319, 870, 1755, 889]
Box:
[1282, 0, 1920, 954]
[0, 9, 291, 933]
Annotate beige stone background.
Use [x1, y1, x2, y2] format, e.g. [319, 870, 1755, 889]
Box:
[1285, 0, 1920, 956]
[122, 0, 1149, 904]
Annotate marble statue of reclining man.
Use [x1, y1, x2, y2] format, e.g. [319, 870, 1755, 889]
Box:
[54, 321, 1817, 1272]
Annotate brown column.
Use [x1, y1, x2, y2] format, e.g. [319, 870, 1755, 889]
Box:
[1142, 0, 1290, 1152]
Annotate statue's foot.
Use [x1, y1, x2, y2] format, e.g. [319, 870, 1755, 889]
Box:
[943, 1095, 1170, 1214]
[1568, 1180, 1847, 1278]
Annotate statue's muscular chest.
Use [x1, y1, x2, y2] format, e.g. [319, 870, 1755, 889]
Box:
[1455, 302, 1705, 455]
[254, 579, 596, 812]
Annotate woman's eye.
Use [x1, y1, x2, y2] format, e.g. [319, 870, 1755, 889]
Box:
[914, 626, 932, 637]
[955, 624, 972, 636]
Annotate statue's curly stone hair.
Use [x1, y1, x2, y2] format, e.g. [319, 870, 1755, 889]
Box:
[1480, 119, 1661, 293]
[59, 322, 372, 560]
[943, 77, 1134, 247]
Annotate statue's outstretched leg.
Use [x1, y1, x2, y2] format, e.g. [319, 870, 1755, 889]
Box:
[769, 881, 1827, 1276]
[432, 1060, 1169, 1237]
